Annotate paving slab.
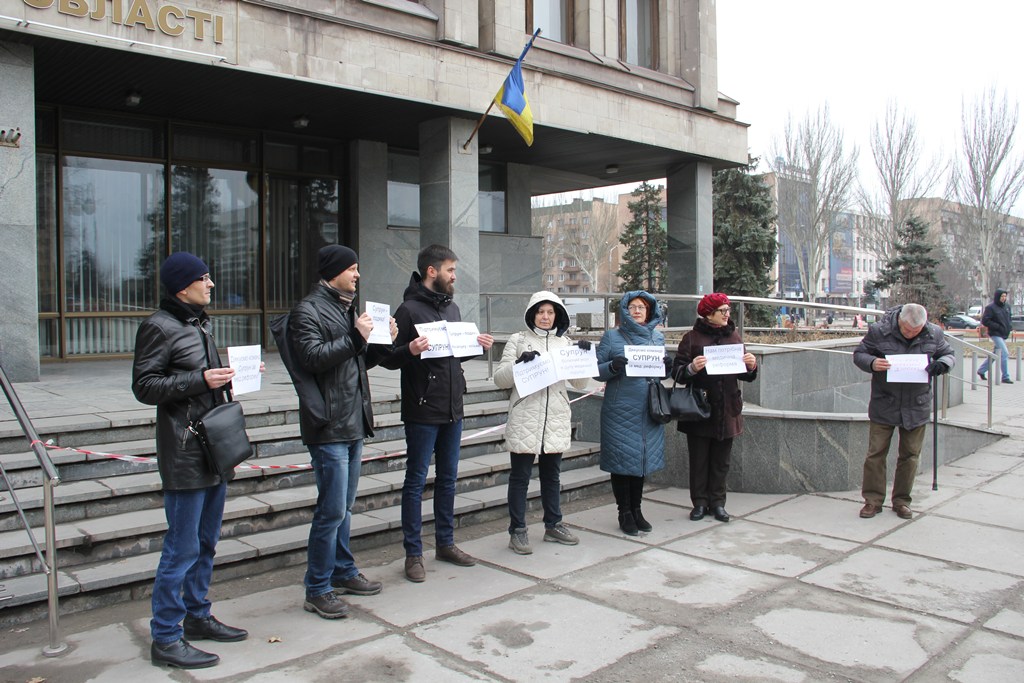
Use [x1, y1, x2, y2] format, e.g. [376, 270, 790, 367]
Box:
[564, 501, 707, 543]
[557, 547, 785, 624]
[909, 629, 1024, 683]
[876, 516, 1024, 577]
[161, 585, 388, 680]
[355, 556, 534, 628]
[665, 518, 858, 577]
[984, 608, 1024, 639]
[243, 633, 497, 682]
[701, 583, 968, 683]
[645, 487, 798, 517]
[413, 589, 678, 681]
[930, 489, 1024, 531]
[942, 450, 1024, 473]
[745, 493, 908, 542]
[802, 546, 1021, 623]
[0, 622, 160, 683]
[461, 525, 643, 580]
[979, 471, 1024, 499]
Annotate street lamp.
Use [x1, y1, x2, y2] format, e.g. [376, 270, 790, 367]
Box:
[606, 244, 617, 292]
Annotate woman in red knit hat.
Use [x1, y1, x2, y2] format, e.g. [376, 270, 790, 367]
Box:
[671, 293, 758, 523]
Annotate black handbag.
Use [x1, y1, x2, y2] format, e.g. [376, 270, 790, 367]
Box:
[670, 381, 711, 422]
[192, 394, 253, 478]
[647, 381, 674, 424]
[190, 324, 254, 478]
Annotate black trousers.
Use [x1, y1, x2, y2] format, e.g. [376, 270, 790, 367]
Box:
[686, 434, 733, 508]
[610, 473, 645, 513]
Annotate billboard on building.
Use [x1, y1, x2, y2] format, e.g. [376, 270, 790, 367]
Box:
[829, 214, 854, 295]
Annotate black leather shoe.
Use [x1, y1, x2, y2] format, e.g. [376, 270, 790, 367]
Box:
[151, 638, 219, 669]
[632, 508, 653, 533]
[1003, 378, 1014, 384]
[183, 615, 248, 642]
[689, 505, 706, 521]
[712, 506, 731, 523]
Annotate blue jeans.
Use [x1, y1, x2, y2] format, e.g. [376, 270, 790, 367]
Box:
[402, 421, 462, 556]
[979, 335, 1010, 380]
[305, 441, 362, 597]
[151, 482, 227, 644]
[507, 452, 563, 532]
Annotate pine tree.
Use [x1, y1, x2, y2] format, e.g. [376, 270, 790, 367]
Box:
[617, 181, 667, 292]
[712, 162, 778, 325]
[865, 216, 948, 314]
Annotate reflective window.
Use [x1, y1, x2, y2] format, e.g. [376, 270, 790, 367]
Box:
[266, 175, 340, 309]
[529, 0, 572, 44]
[479, 162, 507, 233]
[63, 156, 165, 315]
[169, 165, 260, 311]
[621, 0, 657, 69]
[388, 152, 420, 228]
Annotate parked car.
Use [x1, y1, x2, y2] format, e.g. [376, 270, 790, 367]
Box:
[967, 305, 983, 319]
[941, 313, 981, 330]
[1011, 315, 1024, 332]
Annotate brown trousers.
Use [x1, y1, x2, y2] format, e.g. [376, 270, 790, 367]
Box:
[861, 422, 926, 507]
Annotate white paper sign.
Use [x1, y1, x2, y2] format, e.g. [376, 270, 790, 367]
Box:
[886, 354, 929, 383]
[623, 345, 666, 377]
[365, 301, 392, 345]
[512, 353, 559, 396]
[415, 321, 453, 358]
[704, 343, 747, 375]
[552, 345, 598, 380]
[446, 321, 484, 357]
[226, 345, 262, 395]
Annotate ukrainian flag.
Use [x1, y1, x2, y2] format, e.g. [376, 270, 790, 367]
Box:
[493, 56, 534, 146]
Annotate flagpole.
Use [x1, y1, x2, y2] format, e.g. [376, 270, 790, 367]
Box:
[462, 28, 542, 151]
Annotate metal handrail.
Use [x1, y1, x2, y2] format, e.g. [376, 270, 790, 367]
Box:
[480, 291, 996, 427]
[0, 364, 67, 656]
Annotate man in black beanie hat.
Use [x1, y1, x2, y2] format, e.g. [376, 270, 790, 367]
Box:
[286, 244, 397, 618]
[133, 252, 248, 669]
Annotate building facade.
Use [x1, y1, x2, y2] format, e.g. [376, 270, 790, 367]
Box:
[0, 0, 747, 380]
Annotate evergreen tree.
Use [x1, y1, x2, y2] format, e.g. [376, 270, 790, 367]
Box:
[712, 162, 778, 325]
[617, 181, 667, 292]
[865, 216, 948, 314]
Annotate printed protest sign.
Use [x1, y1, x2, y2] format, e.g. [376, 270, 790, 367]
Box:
[624, 345, 665, 377]
[447, 321, 484, 357]
[703, 343, 746, 375]
[365, 301, 392, 345]
[886, 354, 929, 383]
[227, 345, 262, 395]
[512, 353, 558, 396]
[415, 321, 453, 358]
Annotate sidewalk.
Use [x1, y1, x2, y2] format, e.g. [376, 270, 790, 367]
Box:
[0, 361, 1022, 682]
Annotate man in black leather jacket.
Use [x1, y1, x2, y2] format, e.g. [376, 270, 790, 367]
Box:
[286, 245, 396, 619]
[132, 252, 249, 670]
[380, 244, 493, 582]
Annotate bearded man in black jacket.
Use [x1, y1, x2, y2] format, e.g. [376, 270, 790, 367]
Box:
[132, 253, 250, 670]
[381, 244, 493, 583]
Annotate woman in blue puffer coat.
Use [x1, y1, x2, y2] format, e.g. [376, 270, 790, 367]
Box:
[595, 290, 669, 536]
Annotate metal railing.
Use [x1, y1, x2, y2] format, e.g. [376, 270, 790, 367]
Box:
[480, 291, 998, 427]
[0, 364, 67, 656]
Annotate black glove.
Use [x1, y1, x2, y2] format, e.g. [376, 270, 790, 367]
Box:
[576, 340, 592, 351]
[664, 356, 674, 372]
[515, 350, 541, 364]
[926, 360, 950, 376]
[610, 356, 628, 374]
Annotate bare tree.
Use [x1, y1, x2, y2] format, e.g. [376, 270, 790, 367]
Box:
[858, 101, 945, 260]
[770, 105, 859, 306]
[949, 87, 1024, 298]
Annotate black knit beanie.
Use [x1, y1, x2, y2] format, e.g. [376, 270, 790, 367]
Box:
[318, 245, 359, 280]
[160, 252, 209, 294]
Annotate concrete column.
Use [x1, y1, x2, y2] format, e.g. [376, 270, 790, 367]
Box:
[0, 42, 40, 381]
[348, 139, 413, 308]
[666, 161, 713, 320]
[419, 117, 481, 321]
[680, 0, 718, 111]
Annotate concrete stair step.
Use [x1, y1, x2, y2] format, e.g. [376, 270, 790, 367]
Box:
[0, 443, 601, 565]
[0, 461, 608, 610]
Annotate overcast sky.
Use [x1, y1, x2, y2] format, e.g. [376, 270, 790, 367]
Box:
[716, 0, 1024, 215]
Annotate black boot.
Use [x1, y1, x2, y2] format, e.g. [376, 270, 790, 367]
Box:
[632, 508, 653, 532]
[618, 511, 639, 536]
